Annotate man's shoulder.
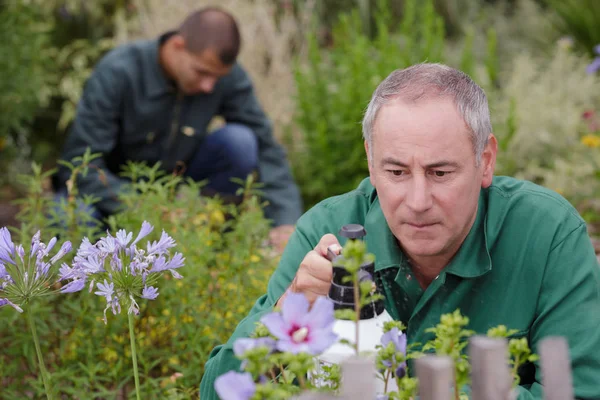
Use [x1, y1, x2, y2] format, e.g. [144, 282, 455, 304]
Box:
[485, 176, 586, 244]
[296, 178, 376, 229]
[94, 38, 155, 75]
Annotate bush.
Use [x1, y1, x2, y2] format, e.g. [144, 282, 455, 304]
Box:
[491, 41, 600, 215]
[0, 161, 278, 398]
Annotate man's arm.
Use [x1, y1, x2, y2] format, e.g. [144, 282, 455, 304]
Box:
[58, 58, 127, 216]
[517, 223, 600, 399]
[218, 64, 303, 227]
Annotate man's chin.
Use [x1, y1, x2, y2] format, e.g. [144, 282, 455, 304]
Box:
[399, 238, 443, 258]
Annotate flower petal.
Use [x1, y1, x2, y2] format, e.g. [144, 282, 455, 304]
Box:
[281, 292, 309, 326]
[307, 329, 338, 354]
[303, 296, 334, 330]
[214, 371, 256, 400]
[0, 298, 23, 313]
[276, 339, 310, 354]
[60, 279, 86, 293]
[259, 312, 288, 340]
[587, 57, 600, 74]
[233, 337, 275, 357]
[132, 221, 154, 246]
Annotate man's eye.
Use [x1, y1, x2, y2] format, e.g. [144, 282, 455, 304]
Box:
[389, 170, 404, 176]
[432, 171, 450, 177]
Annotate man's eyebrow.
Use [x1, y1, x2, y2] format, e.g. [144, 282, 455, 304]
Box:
[380, 157, 460, 169]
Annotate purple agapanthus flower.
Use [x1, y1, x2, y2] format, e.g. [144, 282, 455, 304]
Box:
[0, 227, 72, 313]
[61, 221, 184, 323]
[381, 327, 407, 377]
[214, 371, 256, 400]
[260, 293, 337, 355]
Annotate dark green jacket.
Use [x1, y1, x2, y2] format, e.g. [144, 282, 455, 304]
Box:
[57, 34, 303, 226]
[200, 176, 600, 399]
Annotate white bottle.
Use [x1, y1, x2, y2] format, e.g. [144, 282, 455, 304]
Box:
[310, 224, 399, 394]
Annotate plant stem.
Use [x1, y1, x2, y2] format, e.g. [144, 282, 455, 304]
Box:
[512, 355, 521, 386]
[384, 369, 390, 393]
[27, 309, 52, 399]
[353, 279, 360, 354]
[128, 312, 142, 400]
[454, 379, 459, 400]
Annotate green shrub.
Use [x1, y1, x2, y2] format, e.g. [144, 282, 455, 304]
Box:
[0, 161, 277, 398]
[545, 0, 600, 57]
[491, 41, 600, 215]
[0, 4, 53, 183]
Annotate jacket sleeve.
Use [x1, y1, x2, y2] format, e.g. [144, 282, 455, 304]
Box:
[199, 217, 321, 399]
[218, 64, 303, 226]
[58, 58, 127, 216]
[516, 222, 600, 399]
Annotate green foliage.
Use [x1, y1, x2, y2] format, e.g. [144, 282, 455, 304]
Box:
[546, 0, 600, 56]
[287, 0, 495, 208]
[491, 41, 600, 215]
[0, 161, 277, 398]
[0, 4, 53, 180]
[423, 309, 475, 396]
[487, 325, 538, 387]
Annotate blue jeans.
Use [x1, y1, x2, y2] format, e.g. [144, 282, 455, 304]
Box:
[185, 123, 259, 195]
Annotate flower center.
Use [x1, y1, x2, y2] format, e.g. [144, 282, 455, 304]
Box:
[291, 326, 309, 343]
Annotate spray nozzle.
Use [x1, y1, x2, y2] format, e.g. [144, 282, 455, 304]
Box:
[326, 224, 384, 319]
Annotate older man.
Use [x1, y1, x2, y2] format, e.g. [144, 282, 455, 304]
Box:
[200, 63, 600, 399]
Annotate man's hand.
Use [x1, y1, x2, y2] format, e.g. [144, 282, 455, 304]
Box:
[269, 225, 296, 252]
[276, 234, 342, 308]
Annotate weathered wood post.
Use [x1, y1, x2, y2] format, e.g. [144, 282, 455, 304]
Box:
[469, 335, 513, 400]
[414, 355, 454, 400]
[539, 336, 575, 400]
[339, 356, 377, 399]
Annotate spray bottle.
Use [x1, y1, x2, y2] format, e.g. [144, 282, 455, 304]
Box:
[311, 224, 397, 392]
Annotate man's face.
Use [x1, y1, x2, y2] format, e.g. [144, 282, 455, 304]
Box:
[174, 46, 232, 95]
[366, 96, 497, 264]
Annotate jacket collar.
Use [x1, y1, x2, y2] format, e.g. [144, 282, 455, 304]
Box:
[365, 189, 492, 279]
[143, 31, 178, 98]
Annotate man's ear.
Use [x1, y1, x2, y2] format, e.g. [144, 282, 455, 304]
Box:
[171, 34, 186, 50]
[481, 134, 498, 188]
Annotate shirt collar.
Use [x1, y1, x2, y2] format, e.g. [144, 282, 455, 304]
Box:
[365, 190, 492, 279]
[144, 31, 178, 98]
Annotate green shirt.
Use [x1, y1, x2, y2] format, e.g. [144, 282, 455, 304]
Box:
[56, 33, 303, 226]
[200, 176, 600, 399]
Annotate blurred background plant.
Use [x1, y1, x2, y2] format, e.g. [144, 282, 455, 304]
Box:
[1, 0, 600, 397]
[0, 160, 276, 398]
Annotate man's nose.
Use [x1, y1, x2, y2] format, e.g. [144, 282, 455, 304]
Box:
[405, 175, 433, 213]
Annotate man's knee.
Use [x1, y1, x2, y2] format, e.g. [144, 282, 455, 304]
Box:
[212, 123, 258, 173]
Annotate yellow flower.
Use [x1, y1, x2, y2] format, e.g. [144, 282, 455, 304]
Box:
[250, 254, 260, 263]
[103, 348, 119, 363]
[581, 134, 600, 148]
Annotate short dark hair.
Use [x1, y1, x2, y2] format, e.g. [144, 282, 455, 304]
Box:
[178, 7, 241, 65]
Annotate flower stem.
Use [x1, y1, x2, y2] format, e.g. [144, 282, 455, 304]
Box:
[128, 312, 142, 400]
[27, 309, 52, 399]
[353, 279, 360, 354]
